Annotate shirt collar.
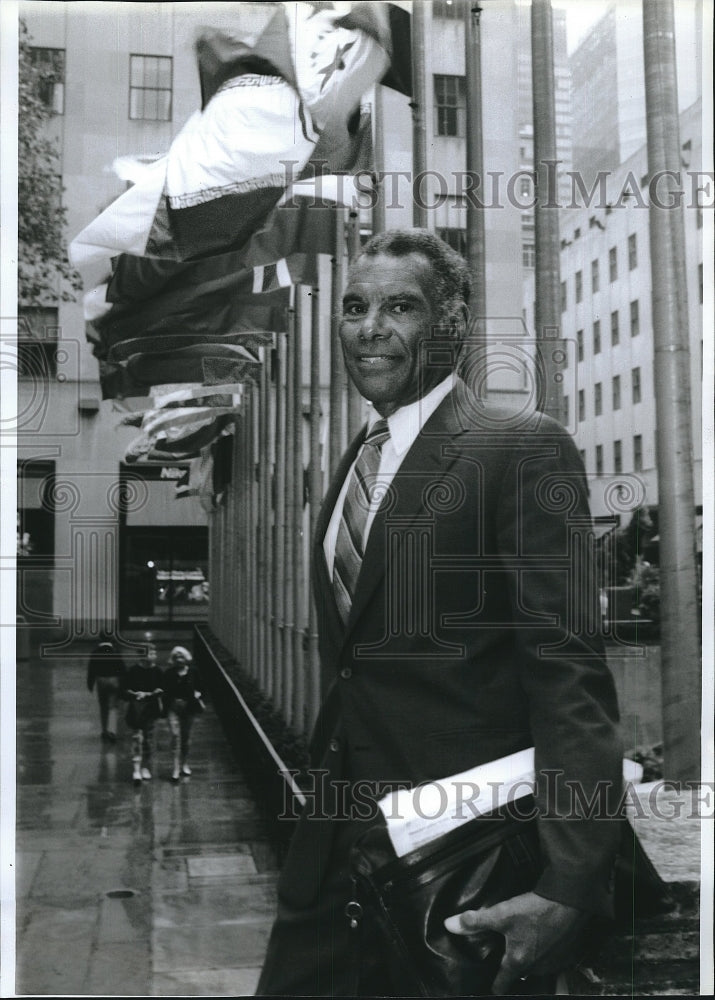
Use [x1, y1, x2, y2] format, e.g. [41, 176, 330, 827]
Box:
[367, 373, 456, 458]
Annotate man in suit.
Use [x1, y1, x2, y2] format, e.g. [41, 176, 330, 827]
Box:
[256, 229, 623, 996]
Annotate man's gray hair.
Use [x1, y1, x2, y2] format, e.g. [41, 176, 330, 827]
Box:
[357, 229, 472, 321]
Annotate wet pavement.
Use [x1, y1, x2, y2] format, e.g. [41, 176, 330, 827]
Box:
[14, 636, 279, 996]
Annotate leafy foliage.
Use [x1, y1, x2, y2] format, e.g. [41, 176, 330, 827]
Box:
[18, 18, 81, 306]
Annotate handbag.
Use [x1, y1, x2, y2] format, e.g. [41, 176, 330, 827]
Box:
[349, 798, 672, 998]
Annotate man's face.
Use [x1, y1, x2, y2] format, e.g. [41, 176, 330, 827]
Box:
[339, 252, 450, 417]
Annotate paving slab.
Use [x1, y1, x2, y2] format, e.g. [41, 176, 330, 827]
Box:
[14, 646, 280, 996]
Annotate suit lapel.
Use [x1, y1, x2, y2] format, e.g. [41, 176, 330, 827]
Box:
[344, 385, 469, 637]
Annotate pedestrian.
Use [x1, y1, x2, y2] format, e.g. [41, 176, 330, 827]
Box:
[256, 229, 623, 996]
[163, 645, 205, 781]
[120, 642, 164, 785]
[86, 629, 125, 743]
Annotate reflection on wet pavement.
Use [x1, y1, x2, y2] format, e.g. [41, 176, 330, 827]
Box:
[15, 641, 279, 996]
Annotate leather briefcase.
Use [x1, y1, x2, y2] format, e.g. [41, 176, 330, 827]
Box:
[349, 798, 671, 997]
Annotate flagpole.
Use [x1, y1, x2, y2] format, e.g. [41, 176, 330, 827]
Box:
[372, 86, 387, 235]
[411, 0, 430, 228]
[273, 330, 287, 711]
[643, 0, 700, 781]
[283, 298, 298, 728]
[531, 0, 564, 423]
[347, 210, 364, 439]
[249, 382, 260, 681]
[308, 283, 323, 732]
[258, 347, 272, 695]
[464, 0, 486, 341]
[330, 210, 348, 480]
[292, 291, 307, 736]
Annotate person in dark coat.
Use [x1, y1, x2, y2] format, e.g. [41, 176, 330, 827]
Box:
[120, 642, 164, 785]
[86, 630, 126, 743]
[163, 645, 205, 781]
[256, 230, 624, 996]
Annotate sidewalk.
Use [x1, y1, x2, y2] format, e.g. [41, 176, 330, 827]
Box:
[13, 636, 279, 996]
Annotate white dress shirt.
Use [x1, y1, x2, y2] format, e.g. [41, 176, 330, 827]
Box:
[323, 373, 456, 579]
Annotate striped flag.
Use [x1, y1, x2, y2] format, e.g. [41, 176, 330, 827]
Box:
[69, 2, 398, 285]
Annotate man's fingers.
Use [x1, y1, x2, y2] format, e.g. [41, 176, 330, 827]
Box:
[490, 959, 521, 996]
[444, 905, 504, 935]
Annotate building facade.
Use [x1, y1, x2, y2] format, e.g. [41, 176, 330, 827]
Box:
[523, 99, 704, 525]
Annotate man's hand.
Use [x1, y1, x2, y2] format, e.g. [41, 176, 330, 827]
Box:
[444, 892, 588, 995]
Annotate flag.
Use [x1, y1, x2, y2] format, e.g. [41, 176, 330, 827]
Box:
[68, 2, 399, 286]
[121, 380, 245, 463]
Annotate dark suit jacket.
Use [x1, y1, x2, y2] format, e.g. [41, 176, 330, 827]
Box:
[280, 380, 623, 918]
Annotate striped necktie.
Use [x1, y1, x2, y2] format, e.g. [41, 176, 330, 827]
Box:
[332, 418, 390, 624]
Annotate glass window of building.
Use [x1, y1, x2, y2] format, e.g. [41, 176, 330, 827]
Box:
[594, 382, 602, 416]
[593, 319, 601, 355]
[433, 0, 461, 18]
[438, 227, 467, 257]
[434, 75, 465, 137]
[578, 389, 585, 423]
[17, 307, 59, 378]
[614, 439, 622, 474]
[591, 258, 599, 293]
[129, 55, 172, 121]
[560, 281, 567, 312]
[628, 233, 638, 270]
[579, 449, 587, 467]
[612, 375, 621, 411]
[596, 444, 603, 477]
[611, 309, 619, 346]
[609, 245, 618, 282]
[630, 299, 640, 336]
[633, 434, 643, 471]
[29, 47, 65, 114]
[577, 329, 584, 362]
[563, 395, 569, 425]
[575, 270, 583, 303]
[632, 366, 641, 404]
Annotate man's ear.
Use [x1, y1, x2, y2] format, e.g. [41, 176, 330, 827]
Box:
[450, 303, 469, 341]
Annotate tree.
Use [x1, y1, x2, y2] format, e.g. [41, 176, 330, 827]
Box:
[18, 18, 81, 307]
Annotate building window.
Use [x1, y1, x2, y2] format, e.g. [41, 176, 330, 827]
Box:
[129, 54, 172, 121]
[522, 243, 535, 268]
[433, 0, 461, 18]
[575, 270, 583, 303]
[17, 308, 59, 377]
[438, 227, 467, 257]
[579, 448, 587, 467]
[591, 258, 599, 293]
[434, 74, 465, 137]
[632, 366, 641, 404]
[609, 245, 618, 282]
[633, 434, 643, 471]
[595, 382, 602, 416]
[577, 329, 584, 363]
[612, 375, 621, 411]
[628, 232, 638, 270]
[578, 389, 585, 423]
[29, 47, 65, 114]
[699, 263, 703, 304]
[593, 319, 601, 355]
[614, 439, 622, 474]
[611, 309, 619, 346]
[561, 281, 567, 312]
[596, 444, 603, 476]
[630, 299, 640, 336]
